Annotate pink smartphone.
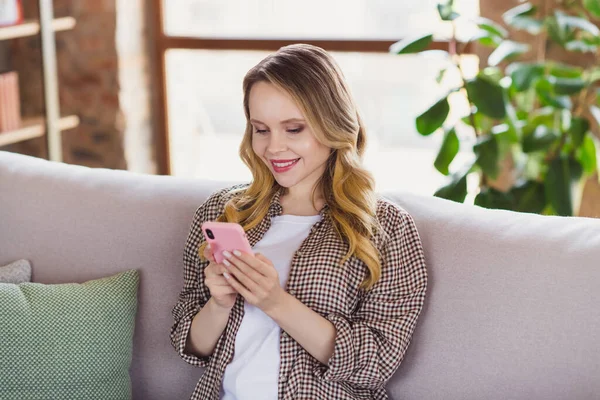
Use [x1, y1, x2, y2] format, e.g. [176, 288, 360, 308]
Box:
[201, 221, 253, 264]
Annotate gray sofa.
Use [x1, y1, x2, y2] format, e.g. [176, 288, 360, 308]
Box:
[1, 150, 599, 400]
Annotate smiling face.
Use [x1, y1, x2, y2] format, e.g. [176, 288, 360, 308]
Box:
[249, 81, 331, 198]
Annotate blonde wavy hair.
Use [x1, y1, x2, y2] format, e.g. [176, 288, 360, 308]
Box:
[198, 43, 385, 291]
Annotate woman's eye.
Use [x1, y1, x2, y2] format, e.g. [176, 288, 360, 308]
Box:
[288, 127, 303, 134]
[255, 129, 268, 134]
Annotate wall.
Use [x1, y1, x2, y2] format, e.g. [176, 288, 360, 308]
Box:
[0, 0, 155, 173]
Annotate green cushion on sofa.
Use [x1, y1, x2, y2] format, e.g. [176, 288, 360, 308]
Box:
[0, 269, 139, 400]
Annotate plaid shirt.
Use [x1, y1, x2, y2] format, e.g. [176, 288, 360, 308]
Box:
[170, 183, 428, 400]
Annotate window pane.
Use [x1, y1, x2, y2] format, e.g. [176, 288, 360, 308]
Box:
[163, 0, 479, 41]
[165, 49, 478, 195]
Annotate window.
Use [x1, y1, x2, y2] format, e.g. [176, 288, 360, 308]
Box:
[155, 0, 480, 195]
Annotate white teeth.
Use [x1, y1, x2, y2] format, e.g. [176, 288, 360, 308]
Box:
[273, 159, 299, 168]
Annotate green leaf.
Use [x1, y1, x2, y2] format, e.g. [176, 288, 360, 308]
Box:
[529, 107, 555, 127]
[556, 11, 600, 36]
[503, 90, 522, 142]
[475, 187, 515, 210]
[548, 76, 586, 95]
[480, 66, 504, 84]
[569, 117, 590, 148]
[510, 180, 547, 214]
[434, 168, 469, 203]
[546, 15, 575, 46]
[461, 111, 495, 134]
[513, 16, 544, 34]
[569, 156, 584, 182]
[416, 95, 450, 136]
[503, 3, 543, 34]
[471, 29, 502, 47]
[545, 156, 577, 216]
[488, 41, 530, 67]
[494, 121, 520, 144]
[549, 63, 583, 79]
[566, 40, 598, 53]
[535, 78, 573, 109]
[507, 62, 544, 92]
[434, 128, 460, 175]
[522, 125, 560, 153]
[390, 34, 434, 54]
[473, 134, 500, 179]
[540, 92, 573, 109]
[561, 109, 572, 133]
[584, 0, 600, 18]
[503, 2, 536, 20]
[583, 35, 600, 46]
[577, 135, 598, 175]
[476, 17, 508, 38]
[437, 0, 460, 21]
[466, 75, 507, 119]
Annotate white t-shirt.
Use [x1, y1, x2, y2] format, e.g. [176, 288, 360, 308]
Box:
[220, 213, 323, 400]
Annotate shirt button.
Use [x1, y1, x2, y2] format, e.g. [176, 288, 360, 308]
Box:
[288, 289, 296, 296]
[296, 250, 302, 256]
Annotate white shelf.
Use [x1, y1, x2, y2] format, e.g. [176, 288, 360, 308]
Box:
[0, 115, 80, 147]
[0, 17, 76, 41]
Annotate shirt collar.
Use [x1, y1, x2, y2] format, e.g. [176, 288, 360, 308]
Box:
[268, 185, 330, 219]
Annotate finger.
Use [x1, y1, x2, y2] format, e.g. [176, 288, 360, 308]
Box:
[231, 250, 270, 277]
[207, 266, 235, 283]
[209, 277, 235, 287]
[213, 283, 238, 294]
[217, 264, 229, 275]
[223, 251, 266, 282]
[222, 256, 262, 291]
[223, 271, 252, 300]
[254, 253, 277, 278]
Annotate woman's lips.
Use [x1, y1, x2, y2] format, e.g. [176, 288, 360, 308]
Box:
[271, 158, 300, 173]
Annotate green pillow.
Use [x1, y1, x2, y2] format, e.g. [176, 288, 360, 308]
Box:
[0, 269, 139, 400]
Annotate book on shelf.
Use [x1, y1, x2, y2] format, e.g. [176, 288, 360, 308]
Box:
[0, 71, 21, 132]
[0, 0, 23, 27]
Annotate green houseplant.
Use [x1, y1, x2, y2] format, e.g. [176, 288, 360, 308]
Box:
[390, 0, 600, 216]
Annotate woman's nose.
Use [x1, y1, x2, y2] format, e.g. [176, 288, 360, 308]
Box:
[267, 131, 287, 153]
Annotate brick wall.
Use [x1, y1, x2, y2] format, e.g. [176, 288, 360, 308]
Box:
[0, 0, 155, 173]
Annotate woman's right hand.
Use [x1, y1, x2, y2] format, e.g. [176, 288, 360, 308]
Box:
[203, 243, 238, 310]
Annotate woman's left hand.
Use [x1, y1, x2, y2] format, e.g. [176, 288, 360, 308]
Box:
[220, 249, 285, 314]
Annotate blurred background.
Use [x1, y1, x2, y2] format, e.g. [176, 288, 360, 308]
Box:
[0, 0, 598, 216]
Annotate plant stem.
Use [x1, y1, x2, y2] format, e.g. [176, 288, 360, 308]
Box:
[452, 20, 481, 138]
[537, 0, 549, 63]
[532, 0, 550, 112]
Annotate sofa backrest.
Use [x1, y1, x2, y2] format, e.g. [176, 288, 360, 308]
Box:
[1, 150, 599, 400]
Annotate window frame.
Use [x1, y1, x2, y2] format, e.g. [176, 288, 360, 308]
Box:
[150, 0, 474, 175]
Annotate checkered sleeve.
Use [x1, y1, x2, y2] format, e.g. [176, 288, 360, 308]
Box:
[169, 190, 224, 368]
[313, 204, 428, 390]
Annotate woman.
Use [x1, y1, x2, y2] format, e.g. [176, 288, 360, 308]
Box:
[170, 43, 428, 400]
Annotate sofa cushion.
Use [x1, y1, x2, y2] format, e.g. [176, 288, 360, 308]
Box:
[0, 259, 31, 283]
[0, 269, 139, 400]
